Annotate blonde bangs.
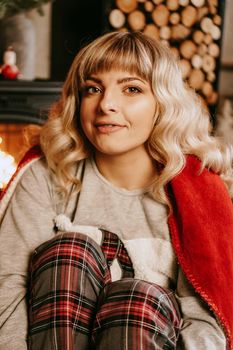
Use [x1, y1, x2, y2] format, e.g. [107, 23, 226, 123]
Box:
[76, 32, 154, 86]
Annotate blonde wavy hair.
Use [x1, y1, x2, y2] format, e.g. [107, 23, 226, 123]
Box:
[40, 31, 233, 203]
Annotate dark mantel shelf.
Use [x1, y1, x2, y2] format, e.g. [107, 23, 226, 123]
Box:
[0, 80, 63, 124]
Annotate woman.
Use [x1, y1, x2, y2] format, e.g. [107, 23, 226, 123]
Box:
[0, 31, 233, 350]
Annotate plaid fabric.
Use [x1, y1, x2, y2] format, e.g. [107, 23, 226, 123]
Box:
[101, 230, 134, 278]
[29, 232, 111, 350]
[92, 279, 181, 350]
[29, 231, 181, 350]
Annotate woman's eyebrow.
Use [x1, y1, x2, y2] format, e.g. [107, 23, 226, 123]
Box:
[117, 77, 146, 85]
[85, 76, 146, 85]
[85, 77, 102, 83]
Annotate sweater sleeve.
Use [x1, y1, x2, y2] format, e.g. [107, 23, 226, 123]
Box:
[0, 159, 57, 350]
[176, 268, 226, 350]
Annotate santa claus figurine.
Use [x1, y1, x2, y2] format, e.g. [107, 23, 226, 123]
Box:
[0, 47, 21, 80]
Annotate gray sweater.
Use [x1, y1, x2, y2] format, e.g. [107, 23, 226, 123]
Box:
[0, 157, 226, 349]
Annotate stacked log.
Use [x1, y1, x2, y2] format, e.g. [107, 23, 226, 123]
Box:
[108, 0, 223, 107]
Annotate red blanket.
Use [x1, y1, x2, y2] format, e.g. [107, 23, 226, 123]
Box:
[169, 155, 233, 350]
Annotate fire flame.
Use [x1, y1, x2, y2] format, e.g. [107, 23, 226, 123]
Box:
[0, 138, 17, 189]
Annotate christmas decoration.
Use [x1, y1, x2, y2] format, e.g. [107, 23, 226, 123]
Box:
[0, 47, 20, 80]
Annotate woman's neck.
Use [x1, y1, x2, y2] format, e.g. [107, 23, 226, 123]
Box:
[94, 150, 158, 190]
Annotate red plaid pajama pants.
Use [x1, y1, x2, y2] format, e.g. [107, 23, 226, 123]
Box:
[28, 231, 181, 349]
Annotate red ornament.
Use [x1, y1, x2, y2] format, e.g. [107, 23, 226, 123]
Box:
[1, 64, 20, 80]
[0, 47, 20, 80]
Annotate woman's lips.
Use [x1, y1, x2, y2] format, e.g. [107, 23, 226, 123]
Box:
[95, 124, 125, 133]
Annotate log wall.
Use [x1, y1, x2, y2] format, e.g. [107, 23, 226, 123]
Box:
[106, 0, 225, 114]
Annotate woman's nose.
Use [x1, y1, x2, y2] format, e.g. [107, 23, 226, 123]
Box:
[98, 90, 119, 114]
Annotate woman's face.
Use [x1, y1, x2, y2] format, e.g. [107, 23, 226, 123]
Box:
[80, 70, 156, 159]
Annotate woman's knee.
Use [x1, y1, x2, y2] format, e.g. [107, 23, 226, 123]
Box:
[30, 231, 110, 295]
[97, 278, 180, 317]
[33, 231, 103, 258]
[129, 279, 181, 329]
[92, 278, 181, 349]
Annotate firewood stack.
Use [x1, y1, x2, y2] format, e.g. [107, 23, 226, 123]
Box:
[107, 0, 224, 110]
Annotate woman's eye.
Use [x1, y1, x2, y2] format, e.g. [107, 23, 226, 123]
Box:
[84, 86, 101, 94]
[126, 86, 141, 94]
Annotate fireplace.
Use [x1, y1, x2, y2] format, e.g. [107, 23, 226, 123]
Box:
[0, 80, 62, 188]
